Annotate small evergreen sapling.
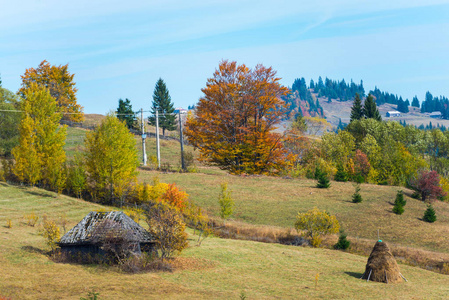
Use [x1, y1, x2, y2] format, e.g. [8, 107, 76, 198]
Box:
[316, 172, 330, 188]
[352, 184, 362, 203]
[334, 229, 350, 250]
[392, 190, 406, 215]
[423, 204, 437, 223]
[334, 163, 348, 182]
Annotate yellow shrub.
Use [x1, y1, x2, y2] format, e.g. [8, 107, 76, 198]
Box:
[6, 219, 12, 228]
[24, 211, 39, 227]
[294, 207, 340, 248]
[42, 218, 60, 251]
[124, 207, 144, 223]
[439, 176, 449, 201]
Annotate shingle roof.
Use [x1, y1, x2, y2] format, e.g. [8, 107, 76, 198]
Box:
[59, 211, 154, 246]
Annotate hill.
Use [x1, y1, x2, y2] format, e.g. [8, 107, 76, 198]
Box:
[1, 182, 449, 299]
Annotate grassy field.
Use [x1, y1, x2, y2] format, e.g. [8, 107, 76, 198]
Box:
[139, 170, 449, 254]
[1, 182, 449, 299]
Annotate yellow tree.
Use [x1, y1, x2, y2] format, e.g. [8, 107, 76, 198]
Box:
[12, 83, 67, 190]
[19, 60, 84, 122]
[85, 114, 139, 204]
[184, 60, 290, 174]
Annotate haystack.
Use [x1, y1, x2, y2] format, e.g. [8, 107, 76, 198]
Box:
[361, 240, 403, 283]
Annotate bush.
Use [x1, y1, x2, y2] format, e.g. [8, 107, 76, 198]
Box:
[24, 211, 39, 227]
[352, 184, 362, 203]
[423, 204, 437, 223]
[159, 183, 188, 211]
[41, 217, 61, 251]
[395, 190, 407, 206]
[294, 207, 340, 248]
[334, 229, 350, 250]
[145, 202, 188, 259]
[392, 202, 404, 215]
[218, 182, 234, 220]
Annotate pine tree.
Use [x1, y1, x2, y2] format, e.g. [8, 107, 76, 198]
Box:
[423, 204, 437, 223]
[334, 163, 348, 182]
[350, 93, 363, 122]
[363, 93, 382, 121]
[334, 229, 350, 250]
[352, 184, 362, 203]
[412, 96, 420, 108]
[316, 171, 330, 188]
[12, 83, 67, 190]
[116, 98, 135, 129]
[148, 78, 176, 136]
[395, 190, 406, 207]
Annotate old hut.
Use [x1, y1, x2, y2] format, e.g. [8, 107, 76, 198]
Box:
[361, 240, 403, 283]
[59, 211, 155, 257]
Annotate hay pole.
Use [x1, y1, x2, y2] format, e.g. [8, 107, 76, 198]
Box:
[366, 269, 372, 282]
[385, 270, 388, 284]
[399, 273, 408, 282]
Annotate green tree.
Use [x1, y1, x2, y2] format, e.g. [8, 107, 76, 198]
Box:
[334, 229, 350, 250]
[84, 114, 139, 204]
[0, 87, 21, 157]
[148, 78, 176, 136]
[12, 83, 67, 190]
[350, 93, 363, 122]
[334, 163, 348, 182]
[411, 96, 420, 108]
[316, 171, 330, 188]
[363, 94, 382, 121]
[352, 184, 362, 203]
[116, 98, 135, 129]
[295, 207, 340, 247]
[218, 182, 234, 220]
[423, 204, 436, 223]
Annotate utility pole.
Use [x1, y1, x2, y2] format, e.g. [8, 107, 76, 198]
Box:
[179, 112, 186, 171]
[141, 108, 147, 166]
[155, 110, 161, 169]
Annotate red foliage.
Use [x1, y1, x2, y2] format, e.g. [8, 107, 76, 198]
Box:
[160, 183, 188, 211]
[354, 150, 370, 177]
[416, 170, 445, 202]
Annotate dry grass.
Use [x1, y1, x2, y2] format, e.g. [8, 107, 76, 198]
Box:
[1, 183, 449, 299]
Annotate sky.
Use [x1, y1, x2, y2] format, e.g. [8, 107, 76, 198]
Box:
[1, 0, 448, 115]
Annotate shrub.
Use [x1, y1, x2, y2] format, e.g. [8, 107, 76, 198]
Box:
[334, 229, 350, 250]
[316, 172, 330, 189]
[184, 203, 211, 246]
[352, 184, 362, 203]
[218, 182, 234, 220]
[392, 202, 404, 215]
[124, 207, 144, 223]
[423, 204, 437, 223]
[6, 219, 12, 228]
[24, 211, 39, 227]
[145, 202, 188, 259]
[159, 183, 188, 211]
[42, 218, 61, 251]
[294, 207, 340, 247]
[395, 190, 407, 206]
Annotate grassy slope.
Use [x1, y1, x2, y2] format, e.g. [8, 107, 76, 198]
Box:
[1, 182, 449, 299]
[140, 170, 449, 254]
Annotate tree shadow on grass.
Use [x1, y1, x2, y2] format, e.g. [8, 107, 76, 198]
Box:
[345, 271, 363, 279]
[24, 190, 55, 198]
[22, 245, 48, 256]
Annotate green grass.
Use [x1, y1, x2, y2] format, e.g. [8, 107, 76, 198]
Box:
[1, 182, 449, 299]
[139, 170, 449, 254]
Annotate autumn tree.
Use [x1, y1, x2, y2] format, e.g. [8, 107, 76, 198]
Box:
[12, 83, 67, 191]
[148, 78, 176, 136]
[414, 170, 445, 202]
[116, 98, 135, 129]
[19, 60, 84, 122]
[184, 60, 290, 174]
[84, 114, 139, 204]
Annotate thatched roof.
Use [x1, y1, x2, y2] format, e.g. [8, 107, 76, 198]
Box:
[361, 241, 403, 283]
[59, 211, 154, 246]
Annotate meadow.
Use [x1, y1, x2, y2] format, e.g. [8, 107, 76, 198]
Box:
[1, 182, 449, 299]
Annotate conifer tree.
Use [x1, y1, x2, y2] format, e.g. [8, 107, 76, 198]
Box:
[334, 163, 348, 182]
[148, 78, 176, 136]
[350, 93, 363, 122]
[116, 98, 135, 129]
[316, 171, 330, 188]
[12, 83, 67, 190]
[334, 229, 350, 250]
[423, 204, 436, 223]
[363, 94, 382, 121]
[352, 184, 362, 203]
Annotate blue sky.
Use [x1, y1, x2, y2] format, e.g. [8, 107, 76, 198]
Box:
[1, 0, 448, 114]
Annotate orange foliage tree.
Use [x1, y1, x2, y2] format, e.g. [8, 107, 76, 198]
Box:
[19, 60, 84, 122]
[184, 60, 290, 174]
